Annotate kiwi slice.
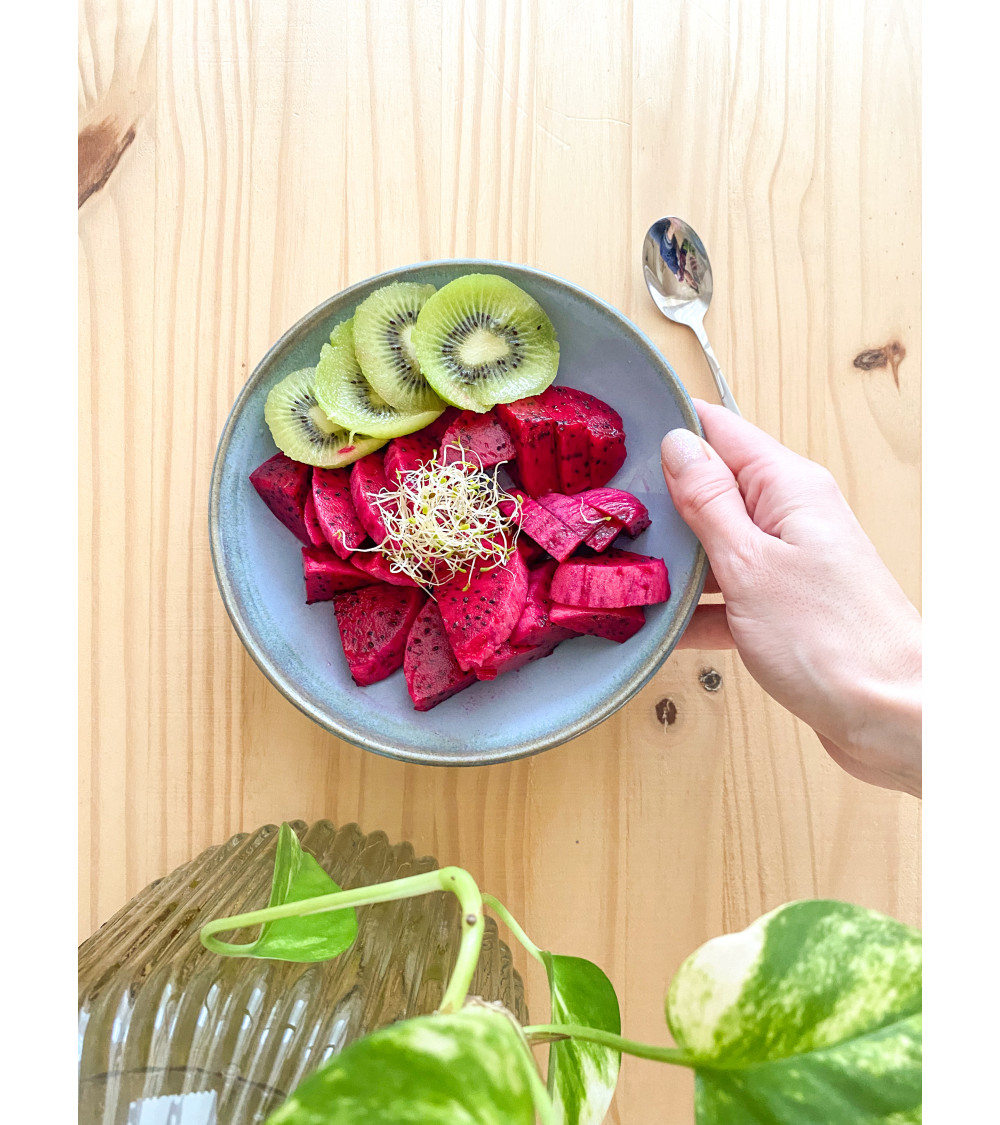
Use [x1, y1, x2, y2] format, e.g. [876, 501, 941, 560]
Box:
[315, 318, 444, 440]
[352, 282, 443, 412]
[264, 367, 386, 468]
[411, 274, 559, 412]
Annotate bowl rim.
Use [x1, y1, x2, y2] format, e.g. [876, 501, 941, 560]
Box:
[209, 258, 708, 766]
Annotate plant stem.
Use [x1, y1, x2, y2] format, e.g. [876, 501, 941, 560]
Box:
[523, 1024, 693, 1068]
[482, 894, 544, 963]
[200, 865, 484, 1014]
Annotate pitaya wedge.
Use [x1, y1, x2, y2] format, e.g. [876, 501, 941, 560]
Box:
[535, 491, 609, 540]
[503, 491, 587, 562]
[350, 451, 391, 543]
[495, 397, 561, 496]
[403, 600, 477, 711]
[302, 546, 374, 603]
[350, 550, 421, 588]
[384, 429, 439, 483]
[440, 409, 517, 469]
[550, 549, 670, 608]
[249, 452, 312, 544]
[549, 603, 646, 643]
[474, 637, 561, 681]
[582, 515, 624, 553]
[302, 490, 329, 547]
[332, 583, 426, 686]
[510, 560, 578, 647]
[577, 487, 651, 537]
[435, 547, 529, 672]
[312, 466, 368, 559]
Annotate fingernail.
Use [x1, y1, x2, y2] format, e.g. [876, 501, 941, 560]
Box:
[661, 428, 709, 477]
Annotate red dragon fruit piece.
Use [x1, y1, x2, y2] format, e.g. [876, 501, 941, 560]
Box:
[311, 466, 368, 559]
[473, 637, 561, 681]
[548, 603, 646, 643]
[576, 487, 651, 537]
[495, 397, 561, 496]
[403, 600, 477, 711]
[510, 560, 578, 647]
[535, 491, 609, 540]
[384, 429, 440, 483]
[582, 516, 624, 553]
[550, 549, 669, 608]
[435, 546, 529, 672]
[249, 452, 313, 544]
[332, 583, 426, 686]
[302, 490, 329, 548]
[349, 550, 421, 588]
[533, 386, 627, 493]
[440, 409, 517, 469]
[502, 491, 587, 562]
[350, 451, 391, 543]
[301, 546, 374, 603]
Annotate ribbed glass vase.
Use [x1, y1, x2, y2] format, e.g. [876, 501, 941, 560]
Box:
[79, 820, 527, 1125]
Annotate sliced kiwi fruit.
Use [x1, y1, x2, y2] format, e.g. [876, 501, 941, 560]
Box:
[315, 318, 444, 440]
[352, 282, 443, 413]
[264, 367, 386, 468]
[410, 274, 559, 412]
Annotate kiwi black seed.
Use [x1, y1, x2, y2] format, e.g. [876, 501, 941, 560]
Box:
[352, 282, 443, 413]
[263, 367, 386, 468]
[411, 274, 559, 412]
[315, 318, 444, 440]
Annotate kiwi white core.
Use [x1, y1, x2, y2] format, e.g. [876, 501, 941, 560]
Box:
[458, 328, 512, 369]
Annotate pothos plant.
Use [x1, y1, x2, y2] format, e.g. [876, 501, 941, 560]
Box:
[199, 823, 921, 1124]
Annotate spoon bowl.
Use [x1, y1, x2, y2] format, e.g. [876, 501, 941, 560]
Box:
[643, 216, 740, 415]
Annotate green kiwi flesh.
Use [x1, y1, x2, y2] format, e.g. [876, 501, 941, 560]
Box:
[263, 367, 386, 467]
[411, 273, 559, 412]
[315, 318, 444, 439]
[352, 282, 444, 412]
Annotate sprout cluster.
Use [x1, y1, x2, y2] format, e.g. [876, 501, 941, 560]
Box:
[364, 448, 522, 589]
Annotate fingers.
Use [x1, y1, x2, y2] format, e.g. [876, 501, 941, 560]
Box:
[660, 427, 764, 570]
[692, 399, 805, 480]
[675, 604, 734, 650]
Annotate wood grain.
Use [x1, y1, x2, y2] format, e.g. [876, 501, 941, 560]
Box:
[79, 1, 921, 1121]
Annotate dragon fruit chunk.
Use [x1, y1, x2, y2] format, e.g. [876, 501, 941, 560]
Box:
[302, 490, 329, 547]
[535, 491, 609, 539]
[332, 584, 426, 686]
[474, 637, 561, 681]
[549, 603, 645, 643]
[435, 547, 529, 672]
[535, 386, 627, 493]
[583, 515, 624, 553]
[550, 549, 669, 608]
[384, 429, 439, 483]
[403, 600, 477, 711]
[302, 547, 374, 603]
[495, 398, 561, 496]
[504, 491, 587, 562]
[312, 467, 368, 559]
[350, 451, 391, 543]
[510, 560, 578, 647]
[249, 452, 312, 544]
[577, 487, 651, 537]
[349, 550, 421, 588]
[440, 410, 517, 469]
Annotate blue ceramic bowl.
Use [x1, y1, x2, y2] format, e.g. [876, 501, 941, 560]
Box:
[210, 260, 707, 765]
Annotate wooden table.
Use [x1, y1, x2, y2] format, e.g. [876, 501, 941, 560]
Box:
[79, 2, 921, 1121]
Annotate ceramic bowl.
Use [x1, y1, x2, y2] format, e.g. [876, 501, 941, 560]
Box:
[209, 260, 707, 765]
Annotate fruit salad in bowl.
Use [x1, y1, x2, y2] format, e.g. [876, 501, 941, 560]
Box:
[210, 261, 706, 764]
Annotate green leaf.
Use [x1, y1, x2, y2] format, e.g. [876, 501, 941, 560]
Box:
[266, 1005, 543, 1124]
[209, 823, 358, 961]
[665, 900, 922, 1124]
[541, 953, 621, 1125]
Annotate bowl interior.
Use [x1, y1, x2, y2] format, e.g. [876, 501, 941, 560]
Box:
[211, 260, 706, 765]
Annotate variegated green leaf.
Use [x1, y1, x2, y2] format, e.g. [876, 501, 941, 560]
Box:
[666, 900, 921, 1124]
[542, 953, 621, 1125]
[266, 1006, 542, 1124]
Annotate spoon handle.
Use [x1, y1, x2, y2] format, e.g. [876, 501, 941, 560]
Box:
[690, 318, 741, 416]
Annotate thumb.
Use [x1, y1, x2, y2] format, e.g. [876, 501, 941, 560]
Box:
[660, 427, 760, 567]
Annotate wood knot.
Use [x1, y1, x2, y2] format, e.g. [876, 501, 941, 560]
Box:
[655, 697, 678, 726]
[79, 117, 137, 207]
[853, 340, 906, 389]
[699, 668, 723, 692]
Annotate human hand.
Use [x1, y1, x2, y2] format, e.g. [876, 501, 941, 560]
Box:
[661, 401, 921, 798]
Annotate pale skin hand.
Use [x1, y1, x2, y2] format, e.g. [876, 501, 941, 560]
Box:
[661, 401, 922, 798]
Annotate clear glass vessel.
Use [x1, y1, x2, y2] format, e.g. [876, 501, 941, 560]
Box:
[79, 820, 527, 1124]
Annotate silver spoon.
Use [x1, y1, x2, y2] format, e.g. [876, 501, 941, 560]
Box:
[642, 216, 741, 415]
